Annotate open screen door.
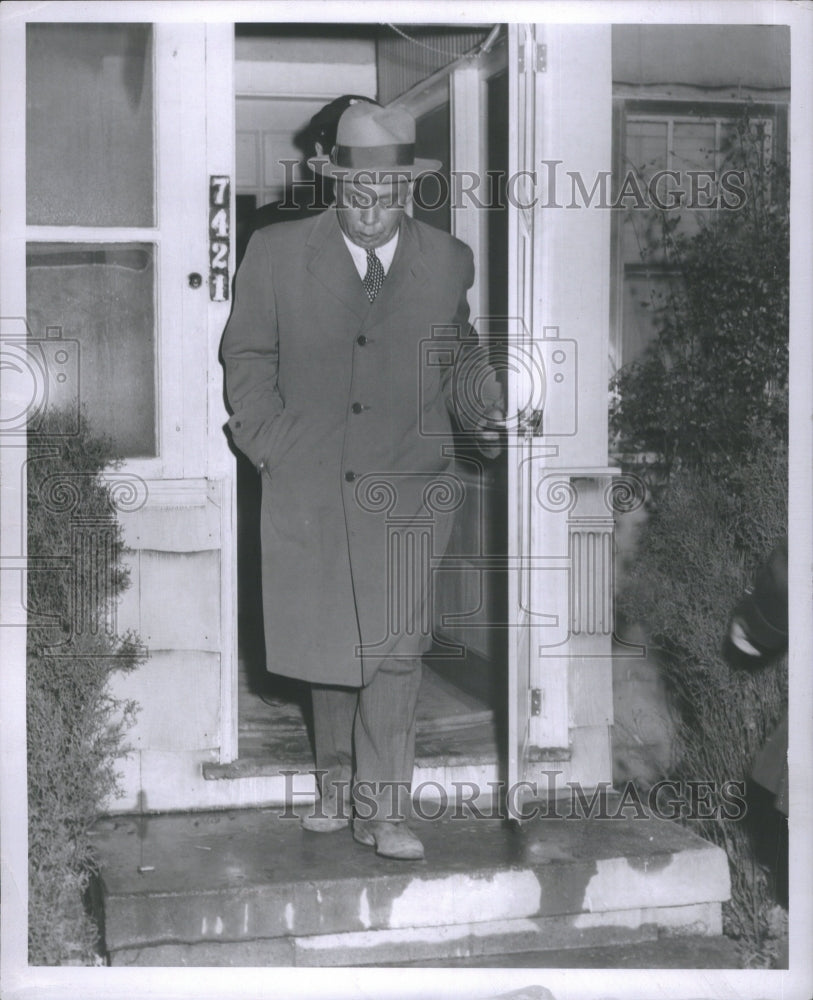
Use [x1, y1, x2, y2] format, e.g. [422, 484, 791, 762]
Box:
[506, 23, 616, 806]
[506, 21, 542, 806]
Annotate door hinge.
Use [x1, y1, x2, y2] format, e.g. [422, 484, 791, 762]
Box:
[530, 688, 542, 716]
[518, 40, 547, 74]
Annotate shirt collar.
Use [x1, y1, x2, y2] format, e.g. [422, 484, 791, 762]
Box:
[340, 226, 400, 278]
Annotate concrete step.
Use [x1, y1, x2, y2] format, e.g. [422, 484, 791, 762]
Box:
[92, 804, 730, 967]
[395, 933, 743, 969]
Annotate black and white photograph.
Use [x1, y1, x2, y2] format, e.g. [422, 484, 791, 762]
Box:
[1, 3, 811, 999]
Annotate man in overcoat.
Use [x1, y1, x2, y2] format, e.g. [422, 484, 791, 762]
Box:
[222, 102, 502, 860]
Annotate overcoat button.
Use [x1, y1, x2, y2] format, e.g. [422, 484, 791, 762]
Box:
[345, 471, 357, 482]
[351, 402, 363, 414]
[357, 335, 368, 346]
[234, 420, 242, 428]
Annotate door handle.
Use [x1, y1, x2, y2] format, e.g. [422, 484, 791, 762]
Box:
[517, 406, 543, 437]
[187, 272, 203, 289]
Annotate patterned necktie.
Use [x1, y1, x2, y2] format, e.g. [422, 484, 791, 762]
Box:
[362, 248, 385, 302]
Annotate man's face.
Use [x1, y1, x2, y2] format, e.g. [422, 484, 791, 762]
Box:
[335, 178, 410, 249]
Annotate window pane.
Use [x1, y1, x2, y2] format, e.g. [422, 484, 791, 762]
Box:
[27, 24, 154, 226]
[26, 243, 156, 458]
[625, 119, 667, 180]
[672, 121, 718, 238]
[622, 271, 675, 366]
[621, 120, 669, 264]
[672, 120, 717, 172]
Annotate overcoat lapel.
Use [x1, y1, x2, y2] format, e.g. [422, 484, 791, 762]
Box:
[306, 210, 429, 326]
[366, 215, 428, 323]
[305, 208, 368, 320]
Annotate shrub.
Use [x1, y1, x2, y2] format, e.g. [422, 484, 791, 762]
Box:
[611, 109, 789, 964]
[617, 441, 787, 961]
[27, 407, 143, 965]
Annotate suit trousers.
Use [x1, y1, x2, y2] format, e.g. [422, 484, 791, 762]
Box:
[311, 657, 423, 822]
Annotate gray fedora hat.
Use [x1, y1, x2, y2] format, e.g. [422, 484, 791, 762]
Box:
[308, 102, 441, 181]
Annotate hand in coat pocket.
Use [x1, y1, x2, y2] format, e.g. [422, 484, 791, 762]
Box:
[260, 410, 300, 474]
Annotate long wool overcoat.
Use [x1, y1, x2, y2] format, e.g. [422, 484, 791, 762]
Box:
[222, 208, 497, 687]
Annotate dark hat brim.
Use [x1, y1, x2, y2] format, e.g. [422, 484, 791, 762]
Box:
[731, 592, 788, 654]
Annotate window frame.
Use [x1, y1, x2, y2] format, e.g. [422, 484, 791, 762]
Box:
[610, 97, 788, 375]
[16, 20, 213, 481]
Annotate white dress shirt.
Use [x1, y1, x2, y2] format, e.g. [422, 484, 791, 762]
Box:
[341, 228, 399, 279]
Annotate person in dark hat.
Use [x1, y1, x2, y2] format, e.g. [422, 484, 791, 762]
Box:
[222, 102, 503, 860]
[727, 536, 788, 816]
[725, 536, 789, 934]
[236, 94, 379, 263]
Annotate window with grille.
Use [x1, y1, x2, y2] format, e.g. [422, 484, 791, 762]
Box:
[611, 103, 785, 372]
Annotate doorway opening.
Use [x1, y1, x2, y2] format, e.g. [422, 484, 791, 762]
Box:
[230, 23, 509, 792]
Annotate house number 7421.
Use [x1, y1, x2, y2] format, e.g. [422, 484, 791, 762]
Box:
[209, 175, 231, 302]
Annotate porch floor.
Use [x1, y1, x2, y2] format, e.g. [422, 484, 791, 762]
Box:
[93, 798, 733, 967]
[203, 655, 502, 781]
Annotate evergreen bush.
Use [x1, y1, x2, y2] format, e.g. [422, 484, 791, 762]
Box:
[27, 407, 143, 965]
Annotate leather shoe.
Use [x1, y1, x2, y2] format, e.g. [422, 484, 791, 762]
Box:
[301, 786, 351, 833]
[353, 820, 424, 860]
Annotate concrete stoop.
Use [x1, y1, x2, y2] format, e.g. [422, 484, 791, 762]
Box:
[92, 806, 731, 967]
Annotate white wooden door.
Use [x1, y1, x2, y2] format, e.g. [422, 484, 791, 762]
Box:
[1, 13, 239, 815]
[506, 23, 616, 803]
